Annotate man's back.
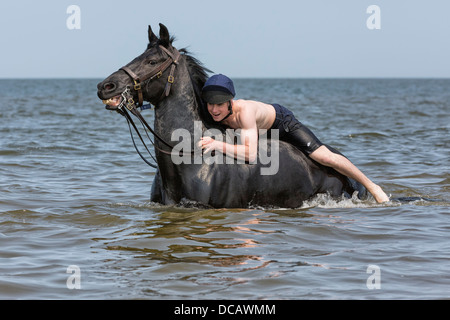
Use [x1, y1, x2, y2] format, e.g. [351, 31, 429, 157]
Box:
[223, 99, 276, 131]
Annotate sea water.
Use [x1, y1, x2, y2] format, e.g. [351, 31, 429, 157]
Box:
[0, 78, 448, 299]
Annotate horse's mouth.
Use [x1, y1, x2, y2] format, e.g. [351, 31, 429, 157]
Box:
[102, 95, 122, 108]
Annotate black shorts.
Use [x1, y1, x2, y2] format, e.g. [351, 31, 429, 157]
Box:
[270, 104, 323, 155]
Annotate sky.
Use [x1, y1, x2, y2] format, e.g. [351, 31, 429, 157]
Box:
[0, 0, 449, 78]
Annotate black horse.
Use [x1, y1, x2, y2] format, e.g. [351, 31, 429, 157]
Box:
[97, 23, 367, 208]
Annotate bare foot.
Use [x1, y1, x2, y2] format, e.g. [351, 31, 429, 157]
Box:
[369, 184, 390, 203]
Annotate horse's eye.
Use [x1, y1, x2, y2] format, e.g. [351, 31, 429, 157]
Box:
[149, 60, 157, 66]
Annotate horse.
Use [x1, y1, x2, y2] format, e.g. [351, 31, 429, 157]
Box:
[97, 23, 367, 208]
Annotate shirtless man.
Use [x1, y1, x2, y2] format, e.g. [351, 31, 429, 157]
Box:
[199, 74, 389, 203]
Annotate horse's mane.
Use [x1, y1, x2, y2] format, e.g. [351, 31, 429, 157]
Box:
[158, 36, 210, 91]
[179, 48, 225, 130]
[153, 36, 224, 130]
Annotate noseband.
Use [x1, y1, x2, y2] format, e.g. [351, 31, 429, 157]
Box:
[120, 45, 181, 107]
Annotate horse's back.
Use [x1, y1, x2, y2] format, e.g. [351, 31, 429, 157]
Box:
[186, 142, 364, 208]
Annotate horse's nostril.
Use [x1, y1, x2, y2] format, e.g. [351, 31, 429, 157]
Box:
[104, 83, 115, 91]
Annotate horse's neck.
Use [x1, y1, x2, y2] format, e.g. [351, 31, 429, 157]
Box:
[154, 72, 201, 142]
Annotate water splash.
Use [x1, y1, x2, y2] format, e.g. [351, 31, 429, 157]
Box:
[299, 192, 394, 209]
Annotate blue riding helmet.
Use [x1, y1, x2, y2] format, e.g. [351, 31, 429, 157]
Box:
[202, 74, 236, 104]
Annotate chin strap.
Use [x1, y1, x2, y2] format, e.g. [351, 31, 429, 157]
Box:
[219, 101, 233, 122]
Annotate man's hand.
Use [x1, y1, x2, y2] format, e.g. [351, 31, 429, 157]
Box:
[198, 136, 219, 154]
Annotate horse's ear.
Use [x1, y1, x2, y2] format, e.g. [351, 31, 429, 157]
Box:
[159, 23, 170, 47]
[148, 25, 158, 45]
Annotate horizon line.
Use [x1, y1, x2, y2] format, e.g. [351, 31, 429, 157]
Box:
[1, 76, 449, 80]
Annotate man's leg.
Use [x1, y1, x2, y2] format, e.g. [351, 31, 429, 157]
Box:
[310, 145, 389, 203]
[274, 105, 389, 203]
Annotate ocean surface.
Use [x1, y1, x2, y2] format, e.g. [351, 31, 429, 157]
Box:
[0, 78, 448, 300]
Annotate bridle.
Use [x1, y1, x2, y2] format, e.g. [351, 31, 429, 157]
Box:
[104, 45, 196, 168]
[120, 45, 181, 107]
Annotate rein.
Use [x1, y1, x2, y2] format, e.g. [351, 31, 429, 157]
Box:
[113, 88, 192, 169]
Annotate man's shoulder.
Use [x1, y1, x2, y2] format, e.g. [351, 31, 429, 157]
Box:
[235, 99, 270, 109]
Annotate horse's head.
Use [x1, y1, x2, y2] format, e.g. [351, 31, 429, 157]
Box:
[97, 23, 180, 109]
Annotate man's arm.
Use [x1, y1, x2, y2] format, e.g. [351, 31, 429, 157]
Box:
[310, 145, 390, 203]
